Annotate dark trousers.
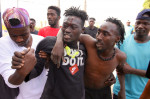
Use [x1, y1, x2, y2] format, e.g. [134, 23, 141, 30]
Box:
[113, 94, 118, 99]
[85, 86, 112, 99]
[0, 75, 19, 99]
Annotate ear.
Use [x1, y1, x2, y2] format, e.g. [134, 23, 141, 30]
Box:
[81, 27, 85, 34]
[58, 16, 61, 20]
[115, 35, 120, 43]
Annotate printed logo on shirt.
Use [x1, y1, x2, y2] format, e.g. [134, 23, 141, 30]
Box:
[62, 48, 84, 67]
[69, 64, 79, 75]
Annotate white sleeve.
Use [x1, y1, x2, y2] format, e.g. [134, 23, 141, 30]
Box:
[0, 40, 20, 88]
[0, 60, 20, 88]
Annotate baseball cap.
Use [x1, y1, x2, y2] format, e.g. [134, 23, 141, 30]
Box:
[127, 20, 130, 22]
[136, 9, 150, 20]
[3, 7, 30, 28]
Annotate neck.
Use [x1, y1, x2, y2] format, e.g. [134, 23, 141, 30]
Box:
[64, 41, 78, 48]
[98, 47, 116, 61]
[30, 28, 35, 32]
[134, 34, 149, 43]
[25, 35, 33, 48]
[50, 22, 59, 28]
[89, 26, 94, 29]
[98, 47, 114, 57]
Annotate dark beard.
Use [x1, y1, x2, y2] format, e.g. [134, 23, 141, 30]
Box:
[64, 41, 78, 48]
[97, 49, 104, 55]
[49, 17, 59, 28]
[50, 23, 56, 27]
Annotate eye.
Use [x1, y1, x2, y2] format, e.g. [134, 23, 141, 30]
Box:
[21, 34, 27, 37]
[135, 22, 140, 25]
[97, 29, 101, 34]
[71, 25, 78, 30]
[144, 22, 150, 25]
[103, 31, 108, 36]
[11, 35, 17, 38]
[63, 23, 68, 28]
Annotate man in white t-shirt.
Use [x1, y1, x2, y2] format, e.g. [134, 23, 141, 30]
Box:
[0, 7, 47, 99]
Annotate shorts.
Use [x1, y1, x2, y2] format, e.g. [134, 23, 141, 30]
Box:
[85, 86, 112, 99]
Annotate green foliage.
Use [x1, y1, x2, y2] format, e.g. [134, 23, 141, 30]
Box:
[143, 0, 150, 9]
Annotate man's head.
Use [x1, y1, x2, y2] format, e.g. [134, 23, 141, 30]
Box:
[88, 17, 96, 27]
[126, 20, 131, 26]
[135, 9, 150, 37]
[3, 7, 31, 47]
[62, 7, 88, 45]
[30, 18, 36, 29]
[96, 17, 125, 51]
[47, 6, 61, 27]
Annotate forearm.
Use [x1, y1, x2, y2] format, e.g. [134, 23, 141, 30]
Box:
[129, 68, 146, 77]
[117, 73, 126, 99]
[8, 70, 26, 85]
[56, 29, 63, 43]
[25, 60, 45, 82]
[123, 63, 146, 77]
[118, 74, 125, 91]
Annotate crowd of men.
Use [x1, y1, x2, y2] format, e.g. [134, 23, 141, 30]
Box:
[0, 5, 150, 99]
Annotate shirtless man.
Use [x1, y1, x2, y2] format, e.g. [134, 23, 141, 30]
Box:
[80, 18, 126, 99]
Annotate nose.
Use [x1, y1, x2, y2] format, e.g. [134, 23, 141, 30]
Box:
[96, 33, 103, 40]
[65, 26, 72, 33]
[138, 23, 144, 29]
[47, 14, 52, 19]
[15, 36, 24, 43]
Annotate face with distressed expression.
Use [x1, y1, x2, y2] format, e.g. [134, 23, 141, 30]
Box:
[62, 16, 83, 44]
[7, 25, 31, 47]
[96, 22, 120, 51]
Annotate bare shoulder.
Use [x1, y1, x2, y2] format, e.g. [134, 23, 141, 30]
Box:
[80, 34, 96, 47]
[115, 47, 126, 63]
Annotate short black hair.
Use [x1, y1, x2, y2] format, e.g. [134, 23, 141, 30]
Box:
[89, 17, 96, 21]
[30, 18, 36, 23]
[48, 6, 61, 16]
[105, 17, 125, 48]
[64, 7, 88, 27]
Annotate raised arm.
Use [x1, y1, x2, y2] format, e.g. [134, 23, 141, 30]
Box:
[51, 29, 64, 68]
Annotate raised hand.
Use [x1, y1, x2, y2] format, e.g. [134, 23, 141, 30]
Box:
[11, 48, 30, 69]
[16, 48, 36, 76]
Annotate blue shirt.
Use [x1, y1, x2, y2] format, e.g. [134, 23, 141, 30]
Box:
[113, 34, 150, 99]
[125, 25, 134, 38]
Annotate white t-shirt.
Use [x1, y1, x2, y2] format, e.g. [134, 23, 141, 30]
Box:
[0, 34, 48, 99]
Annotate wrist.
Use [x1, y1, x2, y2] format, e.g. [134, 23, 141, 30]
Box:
[16, 69, 28, 77]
